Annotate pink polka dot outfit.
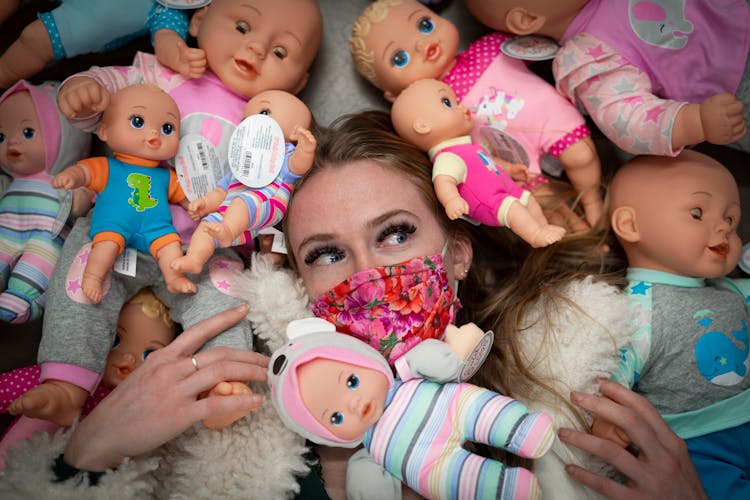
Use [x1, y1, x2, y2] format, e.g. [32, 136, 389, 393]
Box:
[442, 32, 590, 176]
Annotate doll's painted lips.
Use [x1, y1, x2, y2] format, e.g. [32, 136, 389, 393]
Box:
[234, 58, 258, 78]
[425, 43, 440, 61]
[6, 148, 21, 160]
[709, 242, 729, 258]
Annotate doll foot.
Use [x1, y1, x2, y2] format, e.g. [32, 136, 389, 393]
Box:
[170, 255, 206, 275]
[8, 380, 88, 427]
[200, 381, 256, 430]
[82, 272, 106, 303]
[528, 225, 566, 248]
[165, 275, 197, 295]
[204, 222, 234, 248]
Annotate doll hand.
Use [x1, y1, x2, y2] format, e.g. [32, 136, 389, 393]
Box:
[288, 126, 317, 175]
[700, 93, 747, 145]
[200, 381, 257, 430]
[52, 169, 85, 190]
[154, 28, 207, 79]
[444, 196, 469, 220]
[177, 47, 208, 79]
[188, 198, 208, 220]
[57, 77, 110, 119]
[496, 157, 530, 183]
[591, 415, 631, 448]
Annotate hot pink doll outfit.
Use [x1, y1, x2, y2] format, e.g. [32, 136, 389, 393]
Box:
[554, 0, 750, 155]
[429, 136, 530, 227]
[442, 32, 591, 177]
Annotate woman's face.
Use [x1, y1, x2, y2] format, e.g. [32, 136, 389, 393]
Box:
[287, 160, 471, 299]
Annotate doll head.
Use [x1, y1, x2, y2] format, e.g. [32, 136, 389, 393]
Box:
[391, 78, 472, 152]
[268, 319, 394, 447]
[350, 0, 459, 102]
[101, 288, 176, 388]
[96, 84, 181, 162]
[243, 89, 312, 141]
[188, 0, 323, 98]
[0, 81, 90, 178]
[463, 0, 588, 40]
[608, 150, 742, 279]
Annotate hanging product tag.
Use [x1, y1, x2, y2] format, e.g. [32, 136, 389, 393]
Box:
[114, 247, 137, 277]
[228, 114, 285, 188]
[156, 0, 211, 9]
[174, 133, 226, 201]
[501, 35, 559, 61]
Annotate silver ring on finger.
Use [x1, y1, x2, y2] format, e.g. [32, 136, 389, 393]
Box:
[191, 355, 199, 372]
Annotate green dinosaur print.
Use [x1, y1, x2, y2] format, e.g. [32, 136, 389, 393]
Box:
[127, 173, 158, 212]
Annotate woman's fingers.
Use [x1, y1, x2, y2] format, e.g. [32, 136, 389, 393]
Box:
[558, 427, 643, 480]
[562, 463, 631, 500]
[183, 359, 269, 395]
[175, 345, 269, 379]
[187, 390, 264, 423]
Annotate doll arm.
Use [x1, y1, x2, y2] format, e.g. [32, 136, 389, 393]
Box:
[346, 448, 402, 500]
[557, 136, 603, 227]
[56, 77, 111, 121]
[671, 94, 746, 150]
[152, 29, 206, 79]
[52, 164, 91, 191]
[188, 186, 227, 220]
[433, 175, 469, 220]
[287, 126, 317, 176]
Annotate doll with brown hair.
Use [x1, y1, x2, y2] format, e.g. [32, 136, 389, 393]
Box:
[1, 287, 175, 468]
[53, 83, 194, 304]
[0, 0, 199, 90]
[462, 0, 749, 155]
[0, 80, 91, 324]
[350, 0, 603, 229]
[171, 89, 317, 275]
[11, 0, 323, 431]
[391, 78, 566, 248]
[599, 149, 749, 498]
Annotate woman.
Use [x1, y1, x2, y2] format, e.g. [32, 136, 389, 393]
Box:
[0, 112, 706, 499]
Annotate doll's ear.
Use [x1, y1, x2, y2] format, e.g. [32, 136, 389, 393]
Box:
[610, 206, 640, 243]
[96, 122, 108, 143]
[412, 118, 431, 135]
[189, 6, 209, 38]
[505, 7, 547, 36]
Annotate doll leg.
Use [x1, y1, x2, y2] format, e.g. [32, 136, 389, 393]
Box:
[82, 236, 122, 304]
[204, 197, 251, 248]
[0, 19, 54, 89]
[153, 238, 197, 294]
[170, 221, 221, 275]
[503, 200, 566, 248]
[0, 232, 63, 323]
[530, 183, 590, 234]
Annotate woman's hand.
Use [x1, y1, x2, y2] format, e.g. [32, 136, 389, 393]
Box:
[64, 304, 268, 471]
[558, 379, 707, 500]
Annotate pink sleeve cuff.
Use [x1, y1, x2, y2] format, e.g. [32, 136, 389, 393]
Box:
[394, 356, 415, 382]
[40, 362, 101, 393]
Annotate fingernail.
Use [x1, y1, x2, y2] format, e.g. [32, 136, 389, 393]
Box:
[570, 391, 583, 403]
[558, 428, 570, 440]
[250, 394, 264, 405]
[237, 304, 250, 313]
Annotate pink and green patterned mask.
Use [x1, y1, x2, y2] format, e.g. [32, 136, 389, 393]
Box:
[310, 253, 460, 365]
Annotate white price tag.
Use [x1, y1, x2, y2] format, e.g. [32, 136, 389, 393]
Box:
[501, 35, 559, 61]
[175, 133, 224, 201]
[258, 226, 287, 255]
[156, 0, 211, 9]
[114, 247, 137, 277]
[228, 114, 285, 188]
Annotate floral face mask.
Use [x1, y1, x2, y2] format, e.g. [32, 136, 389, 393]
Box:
[310, 252, 460, 365]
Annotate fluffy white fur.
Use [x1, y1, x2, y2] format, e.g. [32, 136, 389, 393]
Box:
[0, 256, 313, 499]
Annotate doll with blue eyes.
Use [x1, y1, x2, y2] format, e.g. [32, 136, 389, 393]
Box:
[350, 0, 603, 229]
[0, 287, 175, 468]
[392, 78, 566, 247]
[0, 80, 91, 323]
[52, 83, 194, 304]
[268, 318, 555, 500]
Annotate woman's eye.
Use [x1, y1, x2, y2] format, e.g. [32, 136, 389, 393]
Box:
[142, 349, 155, 361]
[346, 374, 360, 389]
[417, 16, 434, 34]
[130, 115, 145, 129]
[441, 97, 452, 108]
[391, 49, 409, 68]
[22, 127, 36, 139]
[112, 335, 121, 349]
[378, 223, 417, 246]
[236, 21, 250, 34]
[161, 123, 174, 135]
[303, 246, 345, 266]
[690, 207, 703, 220]
[272, 46, 288, 59]
[330, 411, 344, 426]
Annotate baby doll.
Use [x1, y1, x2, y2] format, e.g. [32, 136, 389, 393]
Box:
[53, 83, 194, 304]
[1, 287, 175, 468]
[268, 318, 555, 500]
[171, 89, 317, 275]
[392, 78, 566, 248]
[350, 0, 603, 228]
[463, 0, 749, 155]
[605, 150, 749, 498]
[13, 0, 322, 429]
[0, 0, 197, 89]
[0, 80, 90, 324]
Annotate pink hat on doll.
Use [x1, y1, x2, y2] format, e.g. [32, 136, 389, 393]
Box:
[267, 318, 394, 448]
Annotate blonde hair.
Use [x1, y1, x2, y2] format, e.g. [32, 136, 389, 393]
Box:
[126, 287, 174, 329]
[349, 0, 404, 88]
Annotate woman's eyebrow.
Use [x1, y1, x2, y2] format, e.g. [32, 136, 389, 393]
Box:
[366, 209, 415, 229]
